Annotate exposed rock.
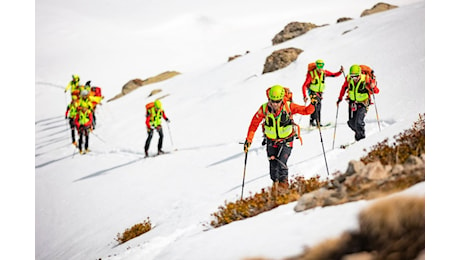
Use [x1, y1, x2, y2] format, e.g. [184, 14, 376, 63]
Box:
[272, 22, 323, 45]
[107, 71, 180, 102]
[360, 2, 398, 17]
[294, 188, 338, 212]
[228, 51, 250, 62]
[122, 79, 143, 95]
[363, 161, 389, 181]
[337, 17, 353, 23]
[345, 160, 365, 176]
[262, 47, 303, 74]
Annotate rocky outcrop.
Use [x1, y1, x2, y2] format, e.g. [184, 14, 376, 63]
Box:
[361, 2, 398, 17]
[107, 71, 180, 102]
[294, 154, 425, 212]
[262, 47, 303, 74]
[272, 22, 323, 45]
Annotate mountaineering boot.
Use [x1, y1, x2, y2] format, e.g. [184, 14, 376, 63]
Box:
[157, 150, 165, 155]
[72, 141, 77, 147]
[85, 149, 91, 153]
[79, 150, 83, 155]
[144, 151, 149, 158]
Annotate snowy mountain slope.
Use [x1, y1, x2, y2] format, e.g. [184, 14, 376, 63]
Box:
[35, 1, 425, 259]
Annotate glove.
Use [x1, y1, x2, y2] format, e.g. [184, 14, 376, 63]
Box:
[303, 96, 308, 103]
[150, 125, 155, 130]
[166, 118, 170, 123]
[65, 116, 68, 119]
[336, 98, 342, 106]
[244, 139, 251, 153]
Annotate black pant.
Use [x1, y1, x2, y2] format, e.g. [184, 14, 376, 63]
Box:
[347, 102, 367, 141]
[78, 126, 90, 151]
[144, 126, 164, 153]
[266, 139, 292, 183]
[309, 91, 322, 125]
[69, 118, 76, 143]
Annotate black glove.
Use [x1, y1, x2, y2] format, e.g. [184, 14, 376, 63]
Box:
[166, 118, 170, 123]
[244, 139, 251, 153]
[310, 95, 317, 105]
[336, 98, 342, 106]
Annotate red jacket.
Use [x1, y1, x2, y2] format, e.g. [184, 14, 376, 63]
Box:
[246, 102, 315, 143]
[302, 69, 342, 98]
[75, 110, 93, 129]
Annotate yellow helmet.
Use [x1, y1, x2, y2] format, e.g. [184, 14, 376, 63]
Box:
[268, 85, 285, 101]
[315, 59, 324, 69]
[154, 100, 162, 109]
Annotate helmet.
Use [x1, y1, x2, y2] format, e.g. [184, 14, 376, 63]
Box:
[315, 59, 324, 69]
[349, 64, 361, 76]
[72, 74, 80, 81]
[154, 100, 162, 109]
[268, 85, 285, 101]
[85, 80, 91, 86]
[80, 89, 89, 97]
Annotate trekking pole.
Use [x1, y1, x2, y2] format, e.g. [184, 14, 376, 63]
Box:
[241, 152, 248, 200]
[372, 92, 381, 132]
[332, 104, 339, 149]
[91, 130, 106, 143]
[166, 121, 174, 148]
[315, 111, 330, 176]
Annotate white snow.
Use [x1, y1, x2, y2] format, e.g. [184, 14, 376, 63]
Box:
[6, 0, 450, 258]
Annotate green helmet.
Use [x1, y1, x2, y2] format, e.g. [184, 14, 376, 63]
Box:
[268, 85, 285, 101]
[154, 100, 162, 109]
[315, 59, 324, 69]
[349, 64, 361, 76]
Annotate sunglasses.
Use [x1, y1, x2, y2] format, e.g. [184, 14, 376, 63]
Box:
[350, 74, 359, 79]
[270, 99, 282, 104]
[316, 63, 324, 68]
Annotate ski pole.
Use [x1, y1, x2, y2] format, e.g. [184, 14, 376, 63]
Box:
[166, 121, 174, 148]
[241, 152, 248, 200]
[315, 111, 330, 176]
[372, 92, 381, 132]
[91, 131, 106, 143]
[332, 104, 339, 149]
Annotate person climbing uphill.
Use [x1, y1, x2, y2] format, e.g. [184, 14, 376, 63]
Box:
[75, 102, 93, 154]
[337, 64, 380, 142]
[65, 95, 80, 146]
[244, 85, 315, 189]
[301, 59, 343, 127]
[144, 100, 170, 157]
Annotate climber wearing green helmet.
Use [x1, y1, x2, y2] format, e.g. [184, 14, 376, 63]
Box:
[65, 74, 81, 96]
[301, 59, 343, 127]
[244, 85, 315, 189]
[337, 64, 380, 141]
[144, 99, 170, 157]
